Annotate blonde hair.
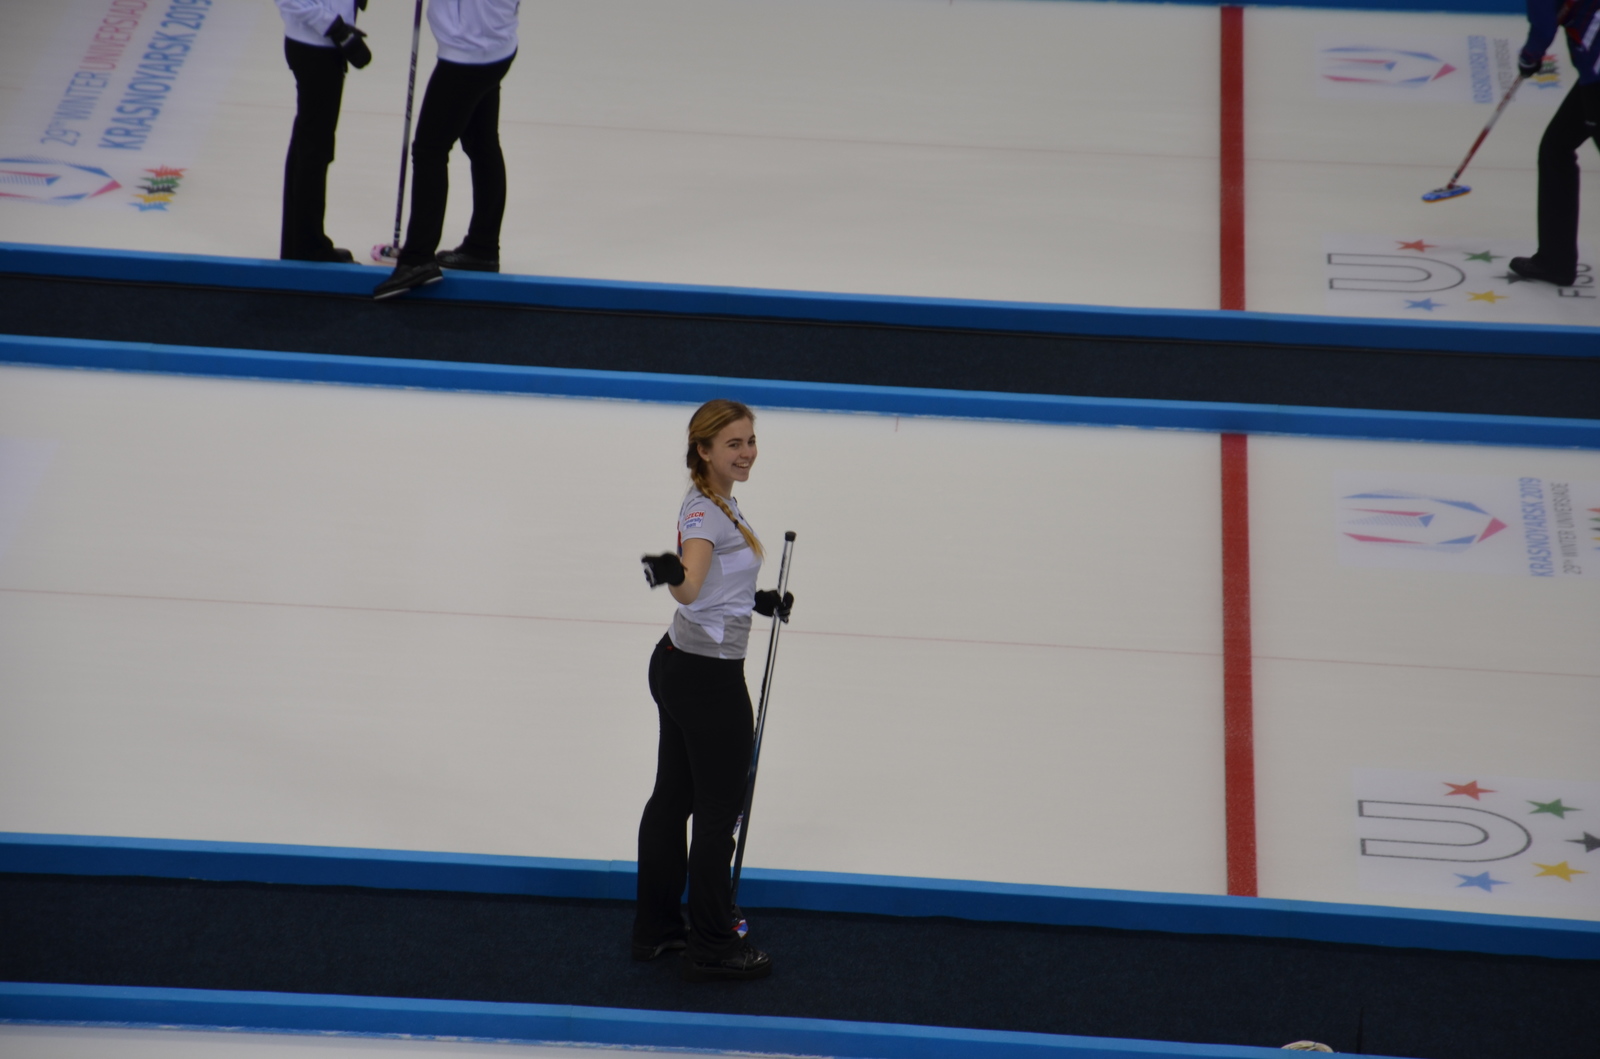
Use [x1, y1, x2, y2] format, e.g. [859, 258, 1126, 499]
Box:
[686, 399, 763, 559]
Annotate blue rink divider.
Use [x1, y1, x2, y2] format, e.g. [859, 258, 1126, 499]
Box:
[0, 983, 1399, 1059]
[2, 242, 1595, 361]
[3, 334, 1598, 449]
[3, 832, 1596, 960]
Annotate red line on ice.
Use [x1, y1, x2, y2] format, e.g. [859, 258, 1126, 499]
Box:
[1220, 5, 1246, 312]
[1221, 432, 1257, 898]
[1218, 6, 1256, 899]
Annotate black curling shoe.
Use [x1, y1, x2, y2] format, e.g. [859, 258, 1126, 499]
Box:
[681, 943, 772, 982]
[373, 260, 444, 300]
[631, 935, 688, 962]
[437, 246, 500, 272]
[1509, 255, 1577, 286]
[285, 247, 355, 263]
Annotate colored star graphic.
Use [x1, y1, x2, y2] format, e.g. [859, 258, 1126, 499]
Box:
[130, 201, 168, 212]
[1568, 832, 1600, 853]
[1530, 798, 1579, 818]
[1532, 861, 1587, 882]
[137, 184, 177, 195]
[1467, 290, 1507, 303]
[144, 166, 186, 178]
[1455, 871, 1507, 892]
[134, 193, 172, 204]
[1397, 239, 1437, 252]
[1445, 780, 1495, 800]
[1464, 250, 1502, 262]
[1405, 298, 1444, 311]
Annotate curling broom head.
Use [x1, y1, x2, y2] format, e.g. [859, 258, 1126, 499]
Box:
[371, 243, 402, 263]
[1422, 184, 1471, 202]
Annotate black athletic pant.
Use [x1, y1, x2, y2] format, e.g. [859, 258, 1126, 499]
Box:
[281, 39, 345, 261]
[635, 634, 753, 960]
[399, 53, 515, 266]
[1536, 81, 1600, 271]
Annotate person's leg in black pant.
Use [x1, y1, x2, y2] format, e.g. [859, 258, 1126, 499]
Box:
[1526, 82, 1600, 283]
[281, 39, 346, 261]
[634, 639, 695, 955]
[456, 72, 509, 262]
[634, 638, 753, 963]
[397, 54, 514, 268]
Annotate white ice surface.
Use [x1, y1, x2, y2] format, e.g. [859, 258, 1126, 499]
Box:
[1243, 7, 1600, 319]
[1248, 435, 1600, 920]
[3, 1, 1596, 314]
[0, 0, 1219, 309]
[0, 365, 1228, 896]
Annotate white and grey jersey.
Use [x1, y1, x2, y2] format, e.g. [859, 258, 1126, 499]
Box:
[429, 0, 520, 65]
[275, 0, 358, 47]
[669, 489, 762, 660]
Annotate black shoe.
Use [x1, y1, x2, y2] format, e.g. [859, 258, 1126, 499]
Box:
[373, 260, 444, 300]
[284, 247, 355, 263]
[1509, 255, 1577, 286]
[631, 935, 688, 962]
[682, 943, 772, 982]
[437, 246, 500, 272]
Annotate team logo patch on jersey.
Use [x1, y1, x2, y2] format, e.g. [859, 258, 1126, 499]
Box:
[683, 510, 707, 530]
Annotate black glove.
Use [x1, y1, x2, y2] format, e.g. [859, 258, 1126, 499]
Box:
[753, 590, 793, 623]
[326, 17, 372, 69]
[642, 552, 685, 588]
[1517, 53, 1543, 78]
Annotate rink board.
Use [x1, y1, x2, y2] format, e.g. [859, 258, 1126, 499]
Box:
[4, 242, 1598, 359]
[3, 832, 1595, 959]
[6, 244, 1598, 427]
[0, 985, 1368, 1059]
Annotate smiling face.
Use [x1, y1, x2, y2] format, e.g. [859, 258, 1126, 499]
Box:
[697, 417, 756, 492]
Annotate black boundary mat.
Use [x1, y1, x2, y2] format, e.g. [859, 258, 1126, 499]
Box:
[2, 874, 1594, 1059]
[2, 274, 1596, 420]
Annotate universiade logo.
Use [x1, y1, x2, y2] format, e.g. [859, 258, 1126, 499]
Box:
[0, 156, 120, 202]
[1319, 46, 1457, 85]
[1354, 770, 1597, 906]
[1338, 491, 1507, 553]
[130, 165, 186, 211]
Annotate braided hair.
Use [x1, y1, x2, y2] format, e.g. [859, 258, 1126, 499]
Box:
[685, 399, 764, 559]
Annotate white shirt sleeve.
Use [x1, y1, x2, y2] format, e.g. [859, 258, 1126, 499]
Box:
[679, 497, 721, 548]
[275, 0, 340, 36]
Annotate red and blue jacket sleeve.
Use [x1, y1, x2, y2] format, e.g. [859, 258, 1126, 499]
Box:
[1521, 0, 1562, 70]
[1526, 0, 1600, 84]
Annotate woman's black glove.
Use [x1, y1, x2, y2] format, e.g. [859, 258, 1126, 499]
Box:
[1517, 52, 1543, 78]
[326, 17, 372, 68]
[641, 552, 685, 588]
[753, 590, 793, 622]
